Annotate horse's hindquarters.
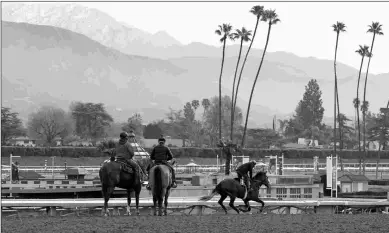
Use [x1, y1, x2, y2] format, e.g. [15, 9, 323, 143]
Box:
[149, 165, 171, 190]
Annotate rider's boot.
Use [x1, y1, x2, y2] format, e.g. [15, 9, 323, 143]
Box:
[146, 171, 151, 190]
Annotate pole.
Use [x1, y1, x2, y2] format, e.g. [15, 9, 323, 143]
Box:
[9, 154, 12, 198]
[217, 154, 219, 173]
[51, 156, 56, 180]
[335, 154, 338, 198]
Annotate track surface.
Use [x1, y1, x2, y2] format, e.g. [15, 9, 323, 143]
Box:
[2, 214, 389, 233]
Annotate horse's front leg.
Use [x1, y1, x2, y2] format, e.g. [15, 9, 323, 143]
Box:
[126, 190, 132, 216]
[228, 196, 240, 214]
[239, 199, 251, 212]
[252, 196, 265, 213]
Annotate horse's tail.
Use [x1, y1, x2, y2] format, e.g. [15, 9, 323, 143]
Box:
[99, 163, 114, 187]
[199, 183, 220, 201]
[154, 165, 163, 199]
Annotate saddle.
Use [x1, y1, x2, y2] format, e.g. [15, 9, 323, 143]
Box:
[114, 158, 135, 174]
[234, 178, 249, 199]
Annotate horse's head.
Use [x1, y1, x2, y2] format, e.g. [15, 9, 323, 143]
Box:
[252, 171, 271, 189]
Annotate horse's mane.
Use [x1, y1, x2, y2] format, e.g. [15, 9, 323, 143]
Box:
[253, 171, 267, 180]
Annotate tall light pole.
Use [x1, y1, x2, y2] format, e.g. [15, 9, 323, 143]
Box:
[51, 156, 56, 180]
[9, 153, 21, 198]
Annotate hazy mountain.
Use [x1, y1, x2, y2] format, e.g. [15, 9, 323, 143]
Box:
[2, 21, 283, 128]
[1, 3, 183, 57]
[1, 21, 186, 123]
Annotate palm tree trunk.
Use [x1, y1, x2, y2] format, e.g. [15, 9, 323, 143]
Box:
[230, 39, 244, 142]
[242, 22, 272, 147]
[362, 33, 376, 175]
[218, 38, 227, 175]
[333, 32, 339, 172]
[219, 39, 227, 141]
[233, 17, 260, 119]
[334, 32, 344, 171]
[356, 56, 365, 173]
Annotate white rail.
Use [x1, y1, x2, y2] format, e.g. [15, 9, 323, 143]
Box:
[2, 163, 389, 174]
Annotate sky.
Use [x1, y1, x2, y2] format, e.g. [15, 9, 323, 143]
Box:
[71, 0, 389, 75]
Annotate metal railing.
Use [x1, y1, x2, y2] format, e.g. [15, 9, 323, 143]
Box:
[2, 163, 389, 175]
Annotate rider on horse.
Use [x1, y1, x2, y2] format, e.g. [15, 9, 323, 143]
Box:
[115, 132, 144, 184]
[236, 160, 257, 190]
[146, 135, 177, 190]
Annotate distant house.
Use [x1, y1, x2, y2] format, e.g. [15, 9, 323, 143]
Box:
[297, 138, 320, 147]
[8, 136, 36, 147]
[141, 137, 193, 148]
[61, 168, 88, 181]
[338, 174, 369, 193]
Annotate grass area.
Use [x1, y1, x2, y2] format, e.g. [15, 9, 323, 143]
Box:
[2, 214, 389, 233]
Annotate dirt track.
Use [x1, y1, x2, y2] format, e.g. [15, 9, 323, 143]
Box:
[2, 214, 389, 233]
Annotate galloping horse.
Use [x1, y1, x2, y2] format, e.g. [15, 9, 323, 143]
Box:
[148, 161, 175, 216]
[199, 171, 271, 214]
[99, 150, 149, 216]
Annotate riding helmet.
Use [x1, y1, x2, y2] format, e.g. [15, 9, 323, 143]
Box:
[120, 132, 128, 138]
[158, 135, 166, 142]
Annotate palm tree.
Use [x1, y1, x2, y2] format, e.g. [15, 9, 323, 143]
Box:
[355, 44, 370, 173]
[233, 6, 264, 124]
[230, 27, 252, 142]
[241, 9, 280, 147]
[332, 21, 346, 170]
[215, 24, 233, 143]
[362, 22, 384, 154]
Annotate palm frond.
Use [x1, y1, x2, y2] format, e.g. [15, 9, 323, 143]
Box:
[250, 5, 264, 18]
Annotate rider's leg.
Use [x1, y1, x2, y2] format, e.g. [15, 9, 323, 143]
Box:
[236, 171, 243, 185]
[165, 162, 177, 188]
[146, 161, 154, 190]
[243, 174, 250, 189]
[128, 159, 142, 182]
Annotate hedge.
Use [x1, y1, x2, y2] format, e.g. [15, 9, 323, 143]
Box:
[2, 146, 389, 160]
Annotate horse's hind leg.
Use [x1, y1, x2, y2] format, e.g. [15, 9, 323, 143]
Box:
[135, 186, 141, 216]
[158, 196, 163, 216]
[218, 194, 228, 214]
[163, 188, 170, 216]
[126, 190, 132, 216]
[153, 196, 158, 216]
[102, 186, 114, 217]
[228, 196, 240, 214]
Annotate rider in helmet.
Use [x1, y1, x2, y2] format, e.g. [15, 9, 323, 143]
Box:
[236, 160, 257, 190]
[115, 132, 143, 184]
[146, 135, 177, 190]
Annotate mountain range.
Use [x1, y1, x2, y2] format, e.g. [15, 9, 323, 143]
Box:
[2, 3, 388, 129]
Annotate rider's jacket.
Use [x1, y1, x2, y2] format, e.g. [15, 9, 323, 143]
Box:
[236, 161, 256, 179]
[150, 144, 173, 162]
[115, 138, 134, 160]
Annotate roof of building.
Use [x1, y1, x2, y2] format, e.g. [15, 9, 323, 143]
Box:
[128, 135, 150, 157]
[338, 174, 370, 182]
[19, 171, 45, 179]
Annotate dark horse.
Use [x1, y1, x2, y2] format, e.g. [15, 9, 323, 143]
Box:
[199, 171, 271, 214]
[99, 150, 149, 216]
[148, 161, 175, 216]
